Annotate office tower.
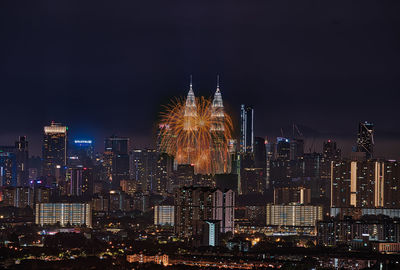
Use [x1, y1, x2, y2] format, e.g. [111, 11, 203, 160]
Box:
[131, 149, 145, 185]
[265, 138, 275, 190]
[155, 153, 173, 194]
[35, 187, 51, 204]
[66, 167, 83, 196]
[109, 189, 131, 212]
[69, 139, 94, 166]
[321, 140, 341, 180]
[143, 149, 158, 193]
[323, 140, 341, 160]
[274, 187, 311, 205]
[290, 138, 304, 160]
[240, 104, 254, 153]
[130, 149, 158, 193]
[0, 151, 17, 186]
[104, 136, 130, 187]
[254, 137, 266, 169]
[154, 205, 175, 226]
[241, 168, 264, 194]
[15, 136, 29, 186]
[356, 121, 374, 159]
[35, 202, 92, 227]
[266, 204, 323, 227]
[2, 186, 34, 208]
[276, 137, 291, 160]
[301, 152, 322, 178]
[174, 186, 235, 239]
[42, 122, 67, 184]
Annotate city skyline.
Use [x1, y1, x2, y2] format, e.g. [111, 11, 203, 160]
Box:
[1, 1, 400, 159]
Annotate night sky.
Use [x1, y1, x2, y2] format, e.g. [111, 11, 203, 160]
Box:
[1, 1, 400, 158]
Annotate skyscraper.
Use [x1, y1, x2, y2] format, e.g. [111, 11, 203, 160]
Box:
[240, 105, 254, 153]
[104, 135, 130, 188]
[0, 151, 17, 187]
[42, 122, 67, 184]
[356, 121, 374, 159]
[15, 136, 29, 186]
[211, 77, 230, 174]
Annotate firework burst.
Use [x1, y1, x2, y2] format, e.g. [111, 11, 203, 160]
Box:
[159, 95, 233, 175]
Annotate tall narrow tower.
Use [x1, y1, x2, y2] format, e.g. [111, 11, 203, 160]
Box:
[182, 76, 197, 165]
[211, 76, 229, 174]
[240, 105, 254, 153]
[184, 75, 197, 131]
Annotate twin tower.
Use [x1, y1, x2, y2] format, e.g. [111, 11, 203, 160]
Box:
[181, 76, 230, 175]
[184, 76, 225, 132]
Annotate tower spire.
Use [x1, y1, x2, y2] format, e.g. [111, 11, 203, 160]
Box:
[190, 74, 193, 90]
[217, 74, 220, 90]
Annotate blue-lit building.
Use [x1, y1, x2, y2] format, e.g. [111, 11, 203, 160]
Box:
[0, 151, 17, 187]
[69, 139, 94, 165]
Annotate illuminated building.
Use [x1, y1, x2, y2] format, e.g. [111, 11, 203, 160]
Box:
[331, 160, 400, 209]
[15, 136, 29, 186]
[203, 220, 220, 246]
[276, 137, 290, 160]
[42, 122, 67, 184]
[35, 202, 92, 228]
[266, 204, 323, 227]
[356, 121, 374, 159]
[120, 179, 136, 195]
[240, 104, 254, 153]
[66, 167, 83, 196]
[69, 139, 94, 165]
[0, 151, 17, 186]
[173, 164, 194, 188]
[155, 153, 173, 194]
[174, 186, 235, 239]
[2, 186, 34, 208]
[290, 138, 304, 160]
[154, 205, 174, 226]
[130, 149, 144, 185]
[104, 136, 130, 187]
[241, 167, 264, 194]
[130, 149, 158, 193]
[317, 215, 400, 248]
[274, 187, 311, 205]
[127, 254, 169, 266]
[321, 140, 341, 181]
[158, 78, 233, 175]
[210, 77, 230, 174]
[35, 187, 51, 203]
[331, 160, 352, 208]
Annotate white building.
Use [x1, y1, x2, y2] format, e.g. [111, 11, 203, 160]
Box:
[35, 202, 92, 228]
[154, 205, 174, 226]
[266, 203, 323, 227]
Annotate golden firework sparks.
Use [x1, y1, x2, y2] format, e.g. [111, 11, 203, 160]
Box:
[159, 94, 233, 175]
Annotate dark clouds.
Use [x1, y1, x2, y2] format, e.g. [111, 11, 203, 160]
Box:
[1, 0, 400, 158]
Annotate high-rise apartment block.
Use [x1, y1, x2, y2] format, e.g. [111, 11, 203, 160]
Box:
[331, 160, 400, 209]
[174, 186, 235, 240]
